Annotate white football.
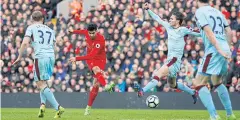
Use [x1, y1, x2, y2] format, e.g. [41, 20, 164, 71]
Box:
[146, 95, 159, 108]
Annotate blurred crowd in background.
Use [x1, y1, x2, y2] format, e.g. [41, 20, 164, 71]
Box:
[1, 0, 240, 93]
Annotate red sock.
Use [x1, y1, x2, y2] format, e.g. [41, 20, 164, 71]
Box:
[88, 86, 99, 106]
[94, 72, 106, 86]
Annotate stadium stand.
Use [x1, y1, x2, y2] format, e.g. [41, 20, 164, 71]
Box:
[1, 0, 240, 93]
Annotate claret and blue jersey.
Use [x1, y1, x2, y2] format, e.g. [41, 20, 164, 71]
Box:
[25, 23, 56, 81]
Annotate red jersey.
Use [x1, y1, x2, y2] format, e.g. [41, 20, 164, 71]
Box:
[72, 30, 106, 61]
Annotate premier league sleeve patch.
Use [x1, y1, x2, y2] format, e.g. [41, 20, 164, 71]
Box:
[95, 44, 100, 48]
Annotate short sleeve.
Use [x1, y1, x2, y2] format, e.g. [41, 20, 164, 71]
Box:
[25, 26, 32, 37]
[195, 10, 209, 29]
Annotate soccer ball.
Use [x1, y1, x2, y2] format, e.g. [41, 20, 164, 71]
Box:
[146, 95, 159, 108]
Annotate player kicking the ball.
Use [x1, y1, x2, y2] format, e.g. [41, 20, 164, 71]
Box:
[134, 2, 200, 104]
[12, 11, 64, 118]
[68, 23, 115, 115]
[194, 0, 236, 119]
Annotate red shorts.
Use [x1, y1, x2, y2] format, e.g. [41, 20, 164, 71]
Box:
[86, 59, 106, 70]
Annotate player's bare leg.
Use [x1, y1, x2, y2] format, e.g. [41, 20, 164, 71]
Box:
[85, 79, 100, 115]
[36, 80, 64, 118]
[134, 65, 169, 97]
[167, 77, 177, 88]
[92, 66, 115, 92]
[168, 77, 198, 104]
[194, 74, 220, 119]
[211, 75, 236, 120]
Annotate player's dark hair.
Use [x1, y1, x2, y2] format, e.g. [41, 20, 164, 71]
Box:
[172, 11, 184, 25]
[198, 0, 209, 3]
[87, 23, 98, 31]
[31, 11, 44, 22]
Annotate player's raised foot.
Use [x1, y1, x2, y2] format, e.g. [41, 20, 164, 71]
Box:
[54, 106, 64, 118]
[227, 114, 237, 120]
[104, 83, 115, 93]
[192, 90, 198, 104]
[84, 105, 91, 115]
[133, 83, 144, 97]
[38, 104, 45, 118]
[209, 115, 222, 120]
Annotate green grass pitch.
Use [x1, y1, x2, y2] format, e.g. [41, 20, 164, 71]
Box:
[1, 108, 239, 120]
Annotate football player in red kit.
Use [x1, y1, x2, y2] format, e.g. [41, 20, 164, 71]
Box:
[68, 23, 115, 115]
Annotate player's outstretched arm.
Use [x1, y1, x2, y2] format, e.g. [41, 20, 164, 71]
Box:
[68, 27, 88, 35]
[144, 3, 170, 28]
[188, 29, 201, 37]
[189, 31, 201, 37]
[12, 36, 30, 65]
[68, 48, 99, 62]
[68, 42, 102, 63]
[75, 48, 100, 61]
[184, 27, 201, 37]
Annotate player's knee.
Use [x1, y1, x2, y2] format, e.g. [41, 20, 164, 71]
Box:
[194, 74, 208, 86]
[192, 79, 201, 87]
[212, 80, 223, 89]
[212, 79, 222, 85]
[152, 74, 161, 81]
[36, 81, 47, 89]
[152, 70, 163, 80]
[193, 76, 209, 91]
[193, 81, 206, 90]
[168, 77, 177, 88]
[93, 82, 100, 87]
[157, 65, 169, 77]
[211, 75, 222, 86]
[92, 66, 101, 74]
[169, 83, 176, 88]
